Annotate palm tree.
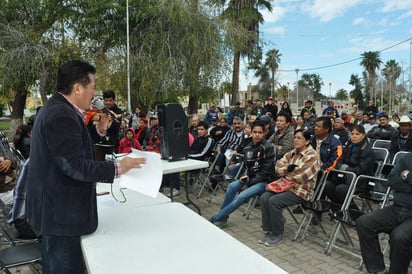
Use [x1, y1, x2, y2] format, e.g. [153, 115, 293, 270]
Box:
[264, 49, 282, 98]
[210, 0, 272, 104]
[360, 51, 382, 100]
[382, 59, 401, 113]
[349, 74, 365, 109]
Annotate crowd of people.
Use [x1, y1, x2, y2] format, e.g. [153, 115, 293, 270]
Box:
[3, 79, 412, 273]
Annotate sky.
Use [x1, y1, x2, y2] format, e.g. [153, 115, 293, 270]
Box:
[238, 0, 412, 98]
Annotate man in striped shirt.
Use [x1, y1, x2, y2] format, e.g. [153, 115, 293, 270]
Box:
[215, 116, 245, 172]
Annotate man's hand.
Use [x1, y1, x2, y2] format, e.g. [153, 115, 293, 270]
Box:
[119, 157, 147, 174]
[239, 175, 249, 183]
[96, 113, 113, 132]
[0, 159, 12, 173]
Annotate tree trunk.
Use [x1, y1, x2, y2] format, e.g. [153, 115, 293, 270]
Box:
[39, 59, 51, 104]
[231, 49, 240, 105]
[8, 86, 27, 138]
[188, 94, 198, 115]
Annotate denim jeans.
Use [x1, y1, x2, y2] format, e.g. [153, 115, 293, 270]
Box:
[260, 191, 303, 235]
[42, 235, 85, 274]
[356, 204, 412, 274]
[211, 180, 267, 222]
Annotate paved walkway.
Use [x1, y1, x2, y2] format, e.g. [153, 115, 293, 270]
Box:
[173, 183, 398, 274]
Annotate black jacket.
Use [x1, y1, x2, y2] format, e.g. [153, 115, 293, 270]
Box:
[241, 139, 276, 186]
[26, 93, 116, 236]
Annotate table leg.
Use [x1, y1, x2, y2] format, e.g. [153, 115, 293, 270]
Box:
[182, 172, 201, 215]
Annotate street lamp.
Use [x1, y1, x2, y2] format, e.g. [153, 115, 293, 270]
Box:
[295, 68, 299, 110]
[126, 0, 131, 113]
[329, 82, 332, 98]
[409, 41, 411, 112]
[287, 82, 290, 102]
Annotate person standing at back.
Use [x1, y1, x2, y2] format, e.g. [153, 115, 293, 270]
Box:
[25, 60, 146, 274]
[88, 89, 122, 153]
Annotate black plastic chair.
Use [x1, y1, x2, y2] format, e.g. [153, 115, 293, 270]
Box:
[324, 174, 390, 256]
[207, 153, 245, 203]
[0, 242, 42, 274]
[293, 169, 356, 242]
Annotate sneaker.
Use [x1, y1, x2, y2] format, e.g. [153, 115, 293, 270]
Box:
[210, 218, 228, 228]
[167, 189, 180, 198]
[264, 234, 283, 246]
[258, 232, 271, 244]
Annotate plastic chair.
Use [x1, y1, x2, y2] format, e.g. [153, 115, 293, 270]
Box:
[207, 153, 245, 203]
[190, 153, 218, 198]
[371, 147, 389, 177]
[0, 242, 42, 274]
[392, 151, 410, 165]
[372, 139, 391, 151]
[293, 170, 355, 242]
[324, 174, 390, 256]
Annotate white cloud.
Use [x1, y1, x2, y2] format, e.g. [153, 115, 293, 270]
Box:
[380, 0, 412, 12]
[301, 0, 363, 22]
[397, 10, 412, 20]
[262, 5, 288, 23]
[352, 17, 365, 25]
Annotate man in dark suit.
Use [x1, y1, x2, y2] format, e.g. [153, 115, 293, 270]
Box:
[26, 60, 146, 274]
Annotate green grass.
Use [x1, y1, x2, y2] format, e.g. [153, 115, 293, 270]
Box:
[0, 120, 10, 130]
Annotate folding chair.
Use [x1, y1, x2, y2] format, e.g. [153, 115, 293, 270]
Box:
[392, 151, 410, 165]
[0, 242, 42, 274]
[207, 153, 245, 203]
[190, 153, 218, 198]
[293, 170, 355, 242]
[371, 147, 389, 177]
[324, 174, 390, 256]
[372, 139, 391, 151]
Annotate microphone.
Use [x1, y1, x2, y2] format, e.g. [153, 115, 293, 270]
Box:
[91, 96, 119, 123]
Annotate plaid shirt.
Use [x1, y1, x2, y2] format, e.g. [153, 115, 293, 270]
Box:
[276, 145, 320, 201]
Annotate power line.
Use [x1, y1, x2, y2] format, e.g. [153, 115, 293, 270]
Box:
[278, 37, 412, 72]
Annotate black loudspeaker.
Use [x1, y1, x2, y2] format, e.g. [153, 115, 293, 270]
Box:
[158, 103, 189, 161]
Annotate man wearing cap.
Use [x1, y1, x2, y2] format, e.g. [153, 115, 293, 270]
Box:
[205, 103, 218, 125]
[390, 115, 412, 159]
[228, 101, 245, 125]
[300, 100, 316, 118]
[322, 101, 339, 118]
[263, 97, 278, 120]
[251, 100, 266, 118]
[367, 113, 397, 142]
[364, 114, 378, 134]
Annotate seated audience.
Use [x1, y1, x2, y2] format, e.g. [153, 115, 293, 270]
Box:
[356, 152, 412, 274]
[209, 120, 275, 228]
[311, 116, 342, 172]
[323, 125, 375, 208]
[363, 114, 377, 133]
[367, 113, 397, 141]
[118, 128, 142, 153]
[210, 118, 230, 143]
[332, 118, 349, 146]
[259, 129, 320, 246]
[13, 124, 31, 159]
[269, 111, 294, 160]
[188, 121, 214, 161]
[390, 115, 412, 159]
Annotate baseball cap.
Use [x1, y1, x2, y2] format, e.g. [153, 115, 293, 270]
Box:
[235, 101, 241, 105]
[368, 114, 376, 120]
